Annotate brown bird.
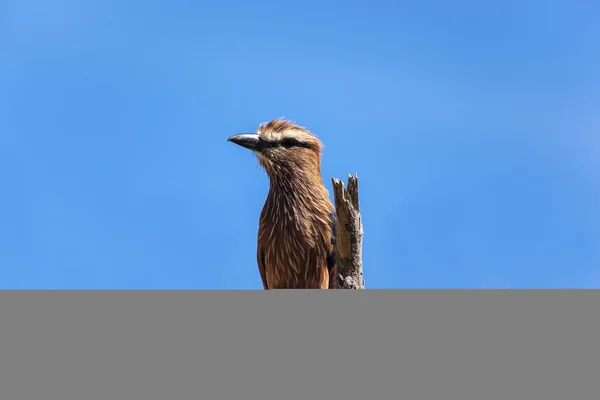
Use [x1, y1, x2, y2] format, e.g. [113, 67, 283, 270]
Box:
[228, 118, 336, 289]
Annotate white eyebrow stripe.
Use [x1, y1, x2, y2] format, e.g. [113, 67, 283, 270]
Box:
[259, 129, 308, 143]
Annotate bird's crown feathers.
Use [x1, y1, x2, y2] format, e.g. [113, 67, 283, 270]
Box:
[256, 118, 323, 152]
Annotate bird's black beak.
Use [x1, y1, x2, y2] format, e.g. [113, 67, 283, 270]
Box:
[228, 133, 261, 151]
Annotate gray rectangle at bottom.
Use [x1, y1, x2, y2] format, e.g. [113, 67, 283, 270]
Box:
[0, 290, 598, 400]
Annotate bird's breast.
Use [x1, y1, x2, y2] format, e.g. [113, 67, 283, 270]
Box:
[258, 213, 332, 289]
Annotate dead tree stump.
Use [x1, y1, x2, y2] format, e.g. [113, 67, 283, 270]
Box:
[331, 174, 365, 289]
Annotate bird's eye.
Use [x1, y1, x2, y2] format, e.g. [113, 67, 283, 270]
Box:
[281, 139, 296, 148]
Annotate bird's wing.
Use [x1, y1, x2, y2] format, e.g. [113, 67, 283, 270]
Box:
[327, 209, 337, 288]
[257, 247, 269, 290]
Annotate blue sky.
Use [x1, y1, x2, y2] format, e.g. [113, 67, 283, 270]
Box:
[1, 0, 599, 289]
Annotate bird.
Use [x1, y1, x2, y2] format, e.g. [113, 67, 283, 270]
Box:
[228, 118, 337, 289]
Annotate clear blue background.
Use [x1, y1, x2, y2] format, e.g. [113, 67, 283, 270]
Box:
[2, 0, 599, 289]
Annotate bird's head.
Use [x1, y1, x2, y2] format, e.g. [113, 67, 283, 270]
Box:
[228, 118, 324, 177]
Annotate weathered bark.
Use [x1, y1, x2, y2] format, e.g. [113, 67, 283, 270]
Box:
[331, 175, 365, 289]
